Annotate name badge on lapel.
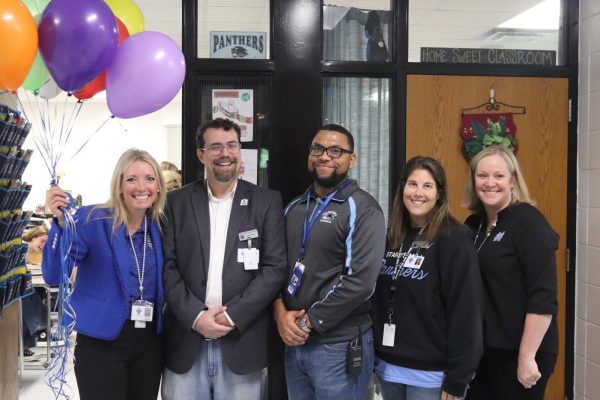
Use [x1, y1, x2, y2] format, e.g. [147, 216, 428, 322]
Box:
[238, 229, 260, 270]
[238, 229, 259, 241]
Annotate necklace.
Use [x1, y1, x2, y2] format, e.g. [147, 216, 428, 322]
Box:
[128, 215, 148, 300]
[473, 217, 496, 253]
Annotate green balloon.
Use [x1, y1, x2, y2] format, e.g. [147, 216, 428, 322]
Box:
[22, 51, 49, 91]
[21, 0, 50, 91]
[21, 0, 49, 18]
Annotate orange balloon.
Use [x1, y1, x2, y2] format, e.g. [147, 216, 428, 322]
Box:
[0, 0, 38, 91]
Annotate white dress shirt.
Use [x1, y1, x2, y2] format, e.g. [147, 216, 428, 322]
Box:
[205, 183, 235, 308]
[192, 182, 237, 329]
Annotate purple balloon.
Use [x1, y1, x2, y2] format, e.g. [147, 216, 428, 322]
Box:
[106, 32, 186, 119]
[38, 0, 118, 92]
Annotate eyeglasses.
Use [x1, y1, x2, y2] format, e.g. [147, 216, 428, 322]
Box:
[309, 144, 353, 158]
[200, 141, 241, 154]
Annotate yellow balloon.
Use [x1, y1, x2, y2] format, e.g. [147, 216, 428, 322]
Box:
[104, 0, 144, 35]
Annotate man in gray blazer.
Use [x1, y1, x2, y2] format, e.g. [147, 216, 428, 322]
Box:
[161, 118, 287, 399]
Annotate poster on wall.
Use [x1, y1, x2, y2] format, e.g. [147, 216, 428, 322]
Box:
[210, 32, 266, 59]
[212, 89, 254, 142]
[240, 149, 258, 184]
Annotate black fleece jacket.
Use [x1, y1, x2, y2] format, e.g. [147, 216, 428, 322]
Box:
[372, 224, 483, 397]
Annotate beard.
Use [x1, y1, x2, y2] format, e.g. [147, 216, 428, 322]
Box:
[310, 169, 348, 189]
[212, 156, 238, 183]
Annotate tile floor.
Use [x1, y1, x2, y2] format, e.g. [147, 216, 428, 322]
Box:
[19, 343, 80, 400]
[19, 345, 381, 400]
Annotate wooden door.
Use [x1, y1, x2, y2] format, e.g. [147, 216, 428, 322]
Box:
[406, 75, 568, 400]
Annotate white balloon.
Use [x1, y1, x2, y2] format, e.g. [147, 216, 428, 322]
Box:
[38, 77, 62, 99]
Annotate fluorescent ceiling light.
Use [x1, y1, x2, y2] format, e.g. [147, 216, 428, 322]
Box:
[498, 0, 559, 30]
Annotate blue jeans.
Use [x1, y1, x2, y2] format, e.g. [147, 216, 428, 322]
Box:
[21, 292, 46, 348]
[285, 328, 374, 400]
[161, 339, 263, 400]
[377, 375, 441, 400]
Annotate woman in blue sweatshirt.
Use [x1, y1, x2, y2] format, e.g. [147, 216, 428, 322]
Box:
[372, 156, 483, 400]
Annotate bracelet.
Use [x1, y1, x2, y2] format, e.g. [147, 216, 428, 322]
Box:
[297, 316, 312, 333]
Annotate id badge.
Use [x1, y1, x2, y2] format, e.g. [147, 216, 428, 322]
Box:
[242, 248, 259, 270]
[382, 323, 396, 347]
[286, 261, 305, 297]
[405, 254, 424, 269]
[131, 300, 154, 328]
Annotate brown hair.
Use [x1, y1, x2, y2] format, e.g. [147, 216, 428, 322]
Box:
[195, 118, 241, 149]
[388, 156, 460, 249]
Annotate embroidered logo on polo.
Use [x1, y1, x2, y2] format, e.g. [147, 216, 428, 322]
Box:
[493, 231, 505, 242]
[320, 211, 337, 223]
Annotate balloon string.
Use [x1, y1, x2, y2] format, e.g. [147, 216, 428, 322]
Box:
[32, 93, 54, 166]
[69, 115, 111, 162]
[16, 92, 55, 179]
[55, 100, 84, 167]
[115, 118, 128, 133]
[56, 94, 69, 164]
[59, 98, 80, 148]
[45, 210, 76, 400]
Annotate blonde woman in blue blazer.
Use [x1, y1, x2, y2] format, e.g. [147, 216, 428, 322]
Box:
[43, 148, 167, 400]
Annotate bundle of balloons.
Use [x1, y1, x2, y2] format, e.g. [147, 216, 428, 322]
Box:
[0, 0, 186, 119]
[1, 2, 185, 399]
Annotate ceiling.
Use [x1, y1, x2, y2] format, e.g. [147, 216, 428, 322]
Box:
[136, 0, 559, 62]
[136, 0, 182, 49]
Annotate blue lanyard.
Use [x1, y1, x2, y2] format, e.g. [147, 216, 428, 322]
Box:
[300, 180, 349, 258]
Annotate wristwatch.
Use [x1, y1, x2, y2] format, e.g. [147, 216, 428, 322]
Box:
[297, 316, 312, 333]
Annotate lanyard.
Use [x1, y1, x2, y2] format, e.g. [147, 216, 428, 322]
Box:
[387, 225, 427, 323]
[128, 215, 148, 300]
[473, 217, 496, 253]
[300, 179, 349, 258]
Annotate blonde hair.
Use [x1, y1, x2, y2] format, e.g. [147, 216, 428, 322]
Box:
[160, 161, 179, 172]
[102, 148, 166, 230]
[22, 225, 49, 242]
[463, 145, 534, 213]
[163, 170, 182, 192]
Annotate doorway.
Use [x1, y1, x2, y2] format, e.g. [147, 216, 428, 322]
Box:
[406, 75, 569, 399]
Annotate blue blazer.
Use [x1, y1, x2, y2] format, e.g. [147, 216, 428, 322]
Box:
[43, 205, 164, 340]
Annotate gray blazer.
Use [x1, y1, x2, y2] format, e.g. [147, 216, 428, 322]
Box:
[162, 179, 287, 374]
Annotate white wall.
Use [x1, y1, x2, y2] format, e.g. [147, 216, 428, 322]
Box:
[576, 0, 600, 398]
[15, 94, 182, 211]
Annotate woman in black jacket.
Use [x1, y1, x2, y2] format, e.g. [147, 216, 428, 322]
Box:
[372, 156, 483, 400]
[464, 145, 559, 400]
